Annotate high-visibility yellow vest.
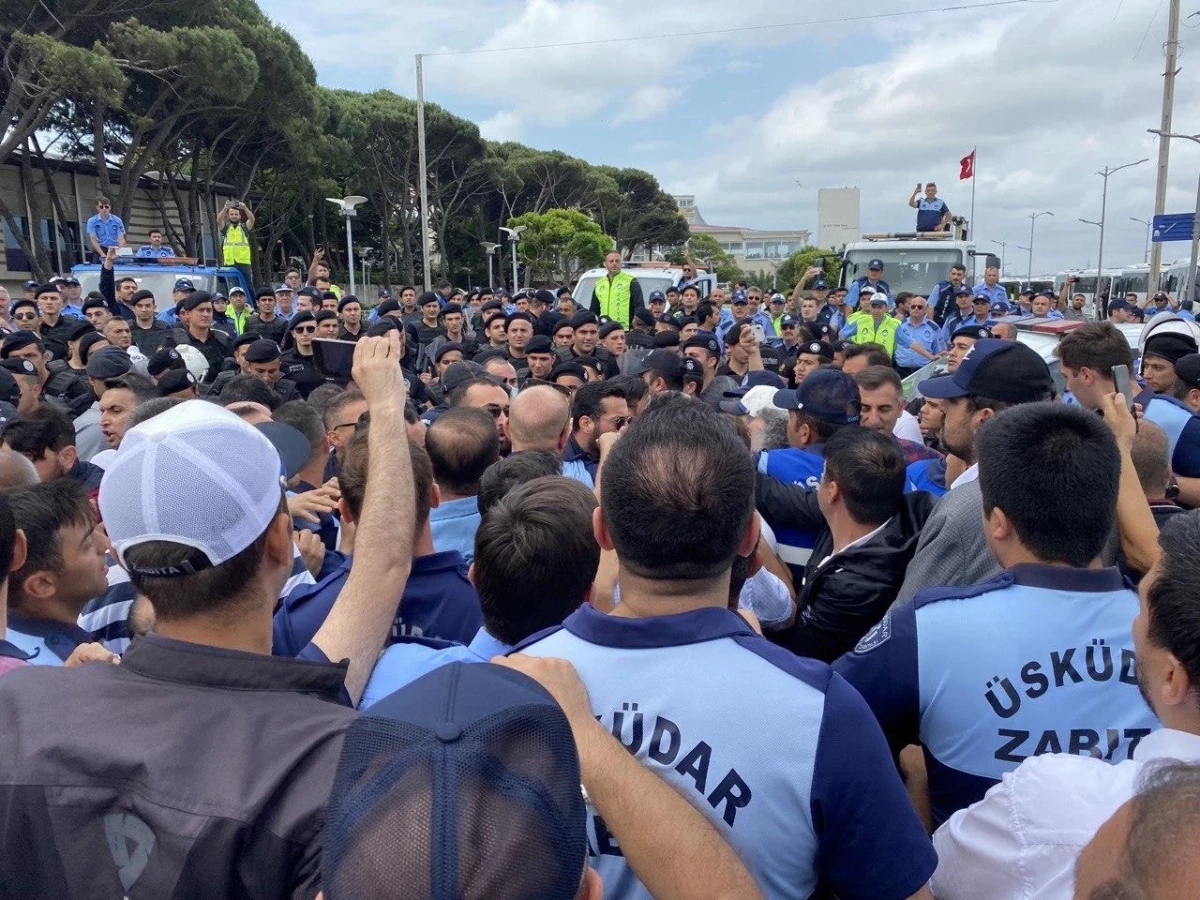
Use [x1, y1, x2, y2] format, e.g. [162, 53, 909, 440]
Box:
[222, 224, 251, 265]
[851, 316, 900, 357]
[594, 271, 635, 329]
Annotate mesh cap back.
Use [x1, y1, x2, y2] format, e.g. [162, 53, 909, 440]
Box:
[99, 400, 284, 575]
[324, 663, 587, 900]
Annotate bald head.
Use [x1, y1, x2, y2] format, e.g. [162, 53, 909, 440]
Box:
[0, 446, 38, 489]
[510, 385, 571, 453]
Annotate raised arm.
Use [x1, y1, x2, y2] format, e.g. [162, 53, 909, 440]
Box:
[100, 247, 118, 314]
[307, 248, 325, 284]
[496, 655, 764, 900]
[216, 202, 229, 228]
[908, 184, 921, 209]
[1100, 392, 1161, 575]
[311, 332, 415, 703]
[241, 203, 256, 229]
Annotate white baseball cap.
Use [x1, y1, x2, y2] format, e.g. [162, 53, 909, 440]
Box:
[99, 400, 285, 577]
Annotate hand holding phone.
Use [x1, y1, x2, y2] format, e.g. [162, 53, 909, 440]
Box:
[1112, 365, 1135, 410]
[750, 324, 766, 344]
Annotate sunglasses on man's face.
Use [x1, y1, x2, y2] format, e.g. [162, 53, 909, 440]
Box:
[98, 204, 110, 210]
[14, 312, 37, 321]
[483, 403, 510, 419]
[293, 325, 317, 334]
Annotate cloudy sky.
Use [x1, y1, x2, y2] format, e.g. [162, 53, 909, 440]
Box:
[259, 0, 1200, 276]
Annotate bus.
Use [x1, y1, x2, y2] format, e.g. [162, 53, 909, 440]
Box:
[1161, 258, 1197, 302]
[999, 276, 1055, 299]
[1111, 264, 1151, 304]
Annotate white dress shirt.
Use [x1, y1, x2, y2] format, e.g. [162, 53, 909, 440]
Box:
[949, 461, 979, 490]
[894, 409, 923, 444]
[932, 728, 1200, 900]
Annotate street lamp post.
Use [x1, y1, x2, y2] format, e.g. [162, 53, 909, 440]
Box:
[326, 196, 369, 295]
[1027, 212, 1054, 281]
[1092, 158, 1150, 308]
[1079, 218, 1104, 312]
[1130, 217, 1152, 264]
[480, 242, 500, 290]
[499, 226, 526, 290]
[1149, 130, 1200, 303]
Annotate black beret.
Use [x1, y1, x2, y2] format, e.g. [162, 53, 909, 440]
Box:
[481, 299, 504, 313]
[551, 319, 574, 336]
[159, 369, 198, 395]
[336, 294, 361, 312]
[288, 311, 316, 330]
[367, 318, 400, 337]
[314, 309, 338, 324]
[296, 287, 322, 300]
[375, 298, 401, 317]
[569, 311, 599, 328]
[433, 342, 464, 363]
[78, 331, 108, 362]
[33, 283, 60, 299]
[526, 335, 554, 354]
[85, 347, 131, 379]
[550, 362, 588, 382]
[1, 331, 41, 357]
[418, 291, 441, 307]
[653, 331, 681, 348]
[599, 321, 624, 338]
[245, 340, 281, 363]
[180, 291, 214, 312]
[81, 298, 109, 314]
[0, 357, 38, 379]
[67, 321, 95, 343]
[233, 332, 258, 351]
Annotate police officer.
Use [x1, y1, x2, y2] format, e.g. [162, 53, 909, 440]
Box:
[172, 292, 231, 383]
[845, 259, 891, 313]
[589, 251, 644, 329]
[894, 296, 945, 377]
[240, 339, 301, 403]
[279, 312, 331, 399]
[929, 264, 968, 324]
[835, 402, 1157, 828]
[757, 369, 861, 583]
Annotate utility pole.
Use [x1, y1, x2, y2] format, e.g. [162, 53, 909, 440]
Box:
[1131, 217, 1152, 263]
[1149, 0, 1181, 290]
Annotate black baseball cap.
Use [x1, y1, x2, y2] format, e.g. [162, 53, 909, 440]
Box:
[628, 348, 685, 378]
[920, 339, 1054, 402]
[1175, 353, 1200, 389]
[773, 368, 861, 425]
[648, 291, 666, 304]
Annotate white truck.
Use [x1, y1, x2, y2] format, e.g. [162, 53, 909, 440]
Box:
[572, 263, 717, 309]
[838, 231, 986, 299]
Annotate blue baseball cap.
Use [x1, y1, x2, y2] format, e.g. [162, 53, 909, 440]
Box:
[740, 370, 787, 390]
[780, 314, 800, 328]
[919, 338, 1054, 402]
[731, 290, 749, 304]
[812, 280, 829, 290]
[648, 290, 666, 303]
[173, 278, 195, 292]
[773, 368, 862, 425]
[990, 301, 1009, 315]
[867, 258, 884, 270]
[322, 663, 587, 900]
[274, 283, 293, 293]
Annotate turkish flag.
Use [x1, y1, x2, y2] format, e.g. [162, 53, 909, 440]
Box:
[959, 150, 976, 181]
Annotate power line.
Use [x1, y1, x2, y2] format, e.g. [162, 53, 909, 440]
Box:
[422, 0, 1060, 58]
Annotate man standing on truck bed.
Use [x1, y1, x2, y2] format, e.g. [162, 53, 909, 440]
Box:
[908, 183, 951, 233]
[589, 250, 644, 330]
[216, 199, 255, 287]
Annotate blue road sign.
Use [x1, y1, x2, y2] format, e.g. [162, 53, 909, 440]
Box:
[1153, 213, 1197, 243]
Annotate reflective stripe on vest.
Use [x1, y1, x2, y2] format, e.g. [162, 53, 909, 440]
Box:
[595, 272, 634, 329]
[852, 317, 899, 356]
[223, 224, 251, 265]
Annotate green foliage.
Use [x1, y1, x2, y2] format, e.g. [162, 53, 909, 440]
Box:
[508, 209, 612, 284]
[667, 233, 743, 284]
[776, 246, 842, 293]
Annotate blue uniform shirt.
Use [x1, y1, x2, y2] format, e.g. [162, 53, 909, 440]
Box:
[916, 197, 949, 231]
[86, 212, 125, 251]
[958, 313, 995, 329]
[905, 457, 949, 497]
[894, 319, 945, 369]
[4, 613, 91, 666]
[360, 627, 511, 709]
[971, 283, 1007, 306]
[429, 495, 482, 564]
[1141, 392, 1200, 479]
[756, 446, 825, 579]
[272, 550, 483, 657]
[135, 245, 175, 258]
[845, 277, 891, 312]
[834, 564, 1157, 828]
[519, 604, 937, 900]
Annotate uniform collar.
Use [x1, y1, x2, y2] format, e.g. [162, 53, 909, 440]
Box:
[1136, 728, 1200, 762]
[467, 627, 512, 660]
[1007, 562, 1127, 593]
[412, 550, 466, 575]
[6, 612, 91, 647]
[563, 603, 754, 649]
[120, 633, 348, 702]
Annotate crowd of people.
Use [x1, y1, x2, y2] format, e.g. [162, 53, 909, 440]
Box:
[2, 212, 1200, 900]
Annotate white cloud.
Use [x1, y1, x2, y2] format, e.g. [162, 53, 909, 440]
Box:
[478, 110, 523, 142]
[613, 85, 680, 124]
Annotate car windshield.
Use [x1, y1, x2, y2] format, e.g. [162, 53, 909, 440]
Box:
[844, 249, 966, 298]
[73, 269, 224, 312]
[573, 274, 677, 307]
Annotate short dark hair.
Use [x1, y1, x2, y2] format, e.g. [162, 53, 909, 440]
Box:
[323, 387, 365, 432]
[1055, 322, 1134, 373]
[1, 406, 75, 458]
[218, 374, 280, 411]
[124, 495, 287, 621]
[340, 430, 432, 531]
[7, 480, 95, 610]
[447, 375, 502, 409]
[125, 396, 185, 430]
[570, 380, 627, 433]
[425, 408, 499, 496]
[274, 401, 327, 466]
[852, 364, 902, 395]
[601, 397, 753, 581]
[976, 403, 1119, 566]
[473, 476, 598, 645]
[792, 410, 839, 444]
[1148, 517, 1200, 714]
[116, 276, 138, 289]
[306, 383, 345, 417]
[607, 373, 648, 410]
[842, 343, 892, 368]
[478, 451, 563, 517]
[822, 427, 905, 525]
[1130, 420, 1171, 498]
[102, 372, 159, 405]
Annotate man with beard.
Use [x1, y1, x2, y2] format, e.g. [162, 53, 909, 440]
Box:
[448, 374, 512, 456]
[558, 311, 618, 379]
[561, 380, 630, 489]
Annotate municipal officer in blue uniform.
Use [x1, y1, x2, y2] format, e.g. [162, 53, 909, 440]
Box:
[845, 259, 891, 313]
[908, 182, 951, 232]
[757, 369, 861, 583]
[960, 294, 996, 329]
[940, 286, 976, 339]
[273, 430, 481, 656]
[971, 265, 1007, 306]
[835, 402, 1157, 828]
[894, 295, 945, 377]
[519, 397, 936, 900]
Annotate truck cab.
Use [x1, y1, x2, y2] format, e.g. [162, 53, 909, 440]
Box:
[572, 264, 716, 308]
[839, 232, 979, 299]
[70, 257, 252, 313]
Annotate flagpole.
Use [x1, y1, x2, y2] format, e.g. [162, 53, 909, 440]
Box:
[969, 146, 977, 242]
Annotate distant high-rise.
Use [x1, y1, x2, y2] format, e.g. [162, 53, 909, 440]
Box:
[818, 188, 861, 248]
